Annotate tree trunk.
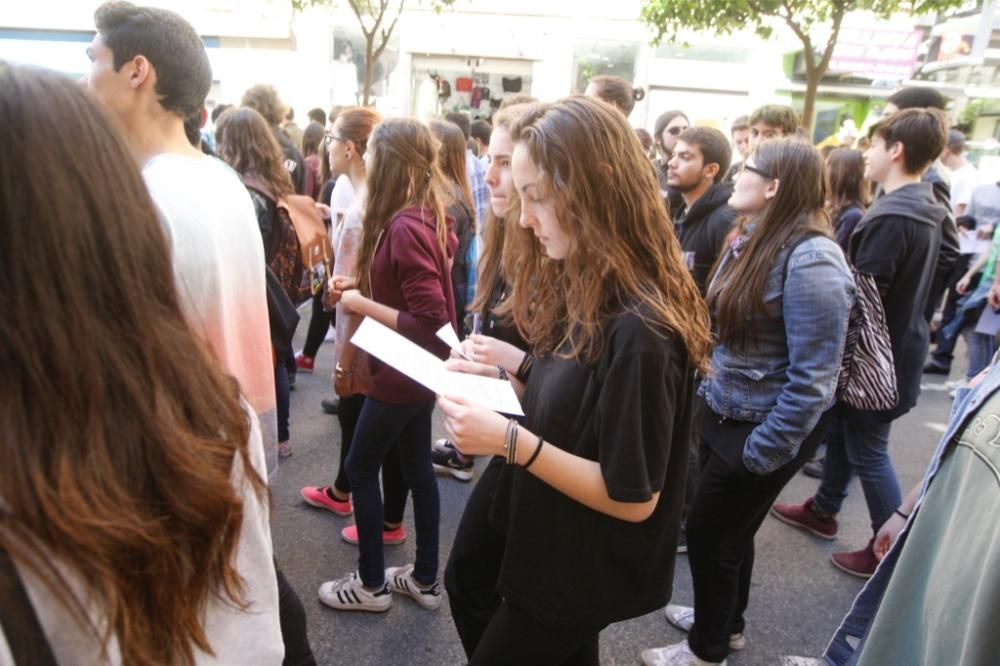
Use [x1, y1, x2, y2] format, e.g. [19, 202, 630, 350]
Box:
[363, 37, 375, 106]
[802, 65, 822, 138]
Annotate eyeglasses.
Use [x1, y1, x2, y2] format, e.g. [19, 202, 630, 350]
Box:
[324, 132, 346, 146]
[741, 163, 773, 179]
[667, 126, 688, 136]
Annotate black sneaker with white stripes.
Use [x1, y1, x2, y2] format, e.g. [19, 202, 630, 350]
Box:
[386, 564, 442, 610]
[318, 572, 392, 612]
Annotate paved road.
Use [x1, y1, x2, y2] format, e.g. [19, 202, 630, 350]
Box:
[271, 309, 960, 665]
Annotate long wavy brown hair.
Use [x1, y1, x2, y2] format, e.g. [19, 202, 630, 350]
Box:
[707, 138, 832, 348]
[429, 119, 474, 212]
[215, 106, 294, 198]
[508, 96, 712, 371]
[0, 64, 265, 665]
[356, 118, 450, 296]
[469, 103, 534, 322]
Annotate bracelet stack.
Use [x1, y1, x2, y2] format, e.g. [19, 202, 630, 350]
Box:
[497, 365, 509, 381]
[504, 418, 519, 464]
[514, 353, 534, 383]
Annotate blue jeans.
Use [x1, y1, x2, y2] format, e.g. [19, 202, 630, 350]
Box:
[965, 330, 996, 381]
[813, 416, 900, 532]
[345, 397, 439, 588]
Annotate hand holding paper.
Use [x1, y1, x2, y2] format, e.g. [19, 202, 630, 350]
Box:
[352, 317, 523, 415]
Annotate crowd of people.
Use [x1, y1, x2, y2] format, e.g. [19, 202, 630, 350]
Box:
[2, 2, 999, 665]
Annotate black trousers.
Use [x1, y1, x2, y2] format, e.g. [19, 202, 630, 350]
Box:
[275, 562, 316, 666]
[445, 458, 603, 665]
[686, 401, 830, 663]
[333, 393, 409, 524]
[302, 292, 330, 358]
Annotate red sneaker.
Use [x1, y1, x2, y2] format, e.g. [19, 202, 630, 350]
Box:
[295, 352, 315, 373]
[341, 524, 406, 546]
[831, 539, 879, 578]
[770, 497, 838, 539]
[301, 485, 352, 516]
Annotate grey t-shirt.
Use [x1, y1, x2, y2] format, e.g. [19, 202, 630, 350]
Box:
[967, 181, 1000, 227]
[856, 389, 1000, 665]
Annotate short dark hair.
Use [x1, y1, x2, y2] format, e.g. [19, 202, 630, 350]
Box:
[241, 84, 284, 127]
[731, 115, 749, 134]
[887, 87, 946, 111]
[444, 112, 471, 141]
[307, 107, 327, 126]
[678, 127, 732, 184]
[94, 1, 211, 118]
[470, 119, 492, 146]
[947, 129, 966, 153]
[870, 108, 949, 174]
[749, 105, 799, 136]
[210, 103, 231, 124]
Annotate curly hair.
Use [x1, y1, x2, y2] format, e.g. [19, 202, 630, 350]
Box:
[240, 84, 285, 127]
[508, 96, 712, 371]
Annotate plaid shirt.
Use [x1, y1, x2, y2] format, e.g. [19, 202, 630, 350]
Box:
[466, 149, 488, 227]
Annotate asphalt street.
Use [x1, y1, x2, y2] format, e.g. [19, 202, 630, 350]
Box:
[270, 307, 961, 665]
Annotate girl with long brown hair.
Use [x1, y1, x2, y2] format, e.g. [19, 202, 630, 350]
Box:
[437, 95, 711, 663]
[641, 138, 854, 666]
[429, 119, 476, 332]
[300, 107, 412, 553]
[319, 118, 456, 613]
[0, 65, 281, 665]
[215, 106, 303, 459]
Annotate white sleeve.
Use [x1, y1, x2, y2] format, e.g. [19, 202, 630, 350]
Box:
[330, 175, 355, 216]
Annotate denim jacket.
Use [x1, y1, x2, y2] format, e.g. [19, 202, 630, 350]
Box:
[823, 361, 1000, 665]
[699, 236, 854, 475]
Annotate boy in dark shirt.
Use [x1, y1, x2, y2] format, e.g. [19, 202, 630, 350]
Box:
[773, 108, 951, 578]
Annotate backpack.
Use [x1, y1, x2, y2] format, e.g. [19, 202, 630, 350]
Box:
[783, 234, 898, 412]
[280, 194, 332, 298]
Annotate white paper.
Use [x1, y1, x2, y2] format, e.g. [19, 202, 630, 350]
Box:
[435, 323, 470, 360]
[352, 318, 523, 415]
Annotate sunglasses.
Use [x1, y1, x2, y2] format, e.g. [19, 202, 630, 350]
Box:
[666, 125, 688, 136]
[741, 163, 773, 179]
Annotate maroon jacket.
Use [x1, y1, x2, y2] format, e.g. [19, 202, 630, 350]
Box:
[368, 207, 458, 403]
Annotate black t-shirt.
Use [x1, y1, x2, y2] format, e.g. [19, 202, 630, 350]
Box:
[489, 311, 694, 627]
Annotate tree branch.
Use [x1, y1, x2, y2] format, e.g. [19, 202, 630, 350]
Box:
[372, 0, 404, 64]
[781, 0, 814, 69]
[349, 0, 374, 38]
[816, 1, 846, 75]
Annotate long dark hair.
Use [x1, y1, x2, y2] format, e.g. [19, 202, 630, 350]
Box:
[707, 138, 832, 347]
[0, 64, 264, 665]
[429, 119, 475, 212]
[215, 106, 294, 198]
[356, 119, 450, 297]
[826, 148, 868, 215]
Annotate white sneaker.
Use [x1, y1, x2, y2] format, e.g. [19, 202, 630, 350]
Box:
[386, 564, 442, 609]
[664, 605, 745, 650]
[318, 572, 392, 612]
[640, 640, 727, 666]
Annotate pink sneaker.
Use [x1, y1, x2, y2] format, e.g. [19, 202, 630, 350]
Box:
[301, 485, 352, 516]
[341, 523, 406, 546]
[295, 352, 315, 373]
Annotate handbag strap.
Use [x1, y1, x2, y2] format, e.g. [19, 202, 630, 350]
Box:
[0, 546, 59, 666]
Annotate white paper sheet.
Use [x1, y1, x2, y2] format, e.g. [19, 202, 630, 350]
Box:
[352, 318, 524, 415]
[435, 323, 471, 360]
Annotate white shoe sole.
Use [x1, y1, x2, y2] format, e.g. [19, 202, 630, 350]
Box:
[318, 582, 391, 613]
[432, 463, 474, 481]
[386, 567, 442, 610]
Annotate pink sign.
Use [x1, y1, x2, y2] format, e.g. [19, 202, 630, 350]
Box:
[829, 27, 923, 79]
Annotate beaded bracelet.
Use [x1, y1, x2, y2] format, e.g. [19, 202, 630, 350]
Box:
[505, 418, 519, 464]
[497, 365, 509, 381]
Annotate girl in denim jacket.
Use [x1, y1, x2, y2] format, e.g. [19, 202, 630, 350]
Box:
[642, 138, 854, 666]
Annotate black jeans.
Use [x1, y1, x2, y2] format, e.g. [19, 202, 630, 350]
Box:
[446, 457, 506, 657]
[275, 562, 316, 666]
[686, 401, 830, 663]
[446, 458, 604, 665]
[302, 292, 330, 358]
[274, 360, 290, 443]
[469, 599, 605, 666]
[333, 393, 409, 523]
[345, 397, 439, 587]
